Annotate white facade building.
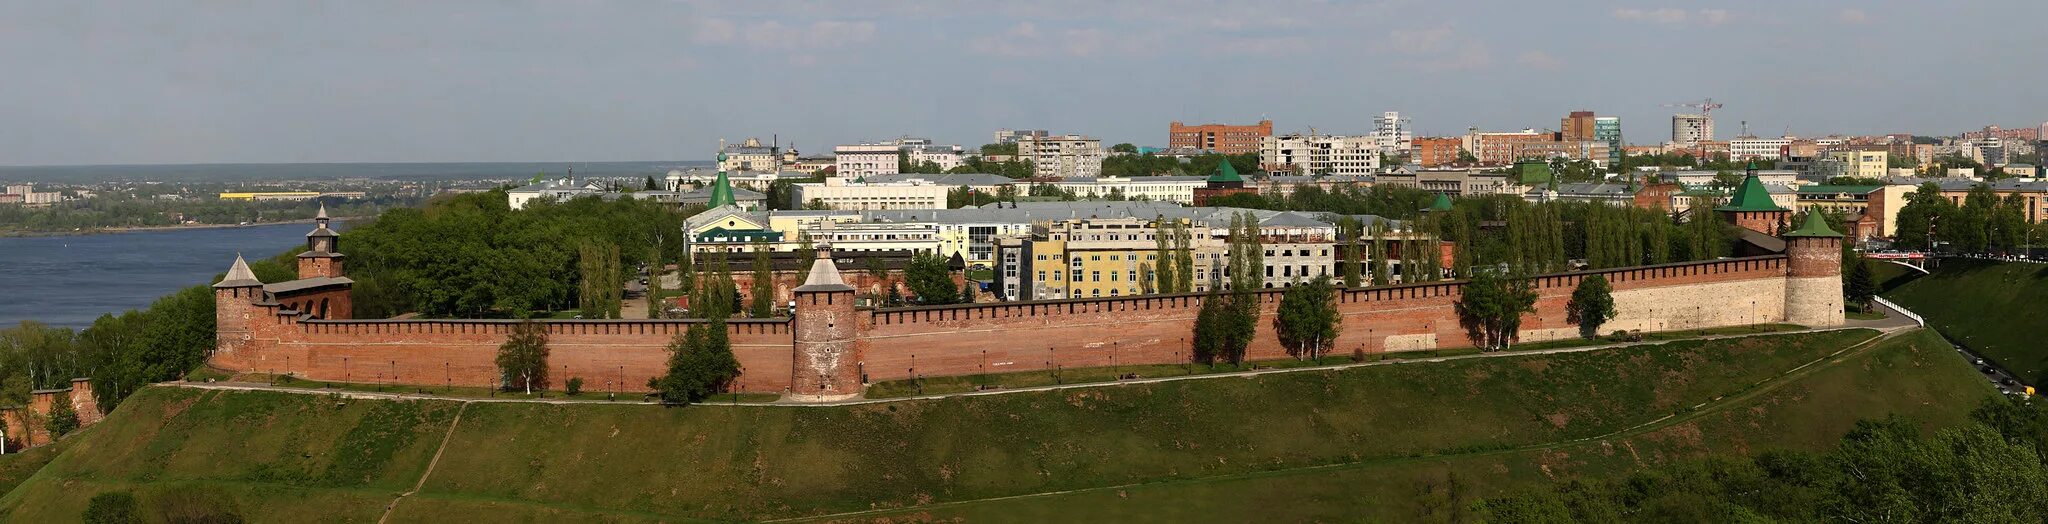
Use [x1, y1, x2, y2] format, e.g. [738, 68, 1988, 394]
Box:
[834, 143, 901, 179]
[1261, 134, 1384, 176]
[1730, 137, 1793, 160]
[1371, 111, 1413, 153]
[1016, 134, 1105, 178]
[1049, 176, 1207, 204]
[719, 137, 781, 172]
[790, 178, 949, 210]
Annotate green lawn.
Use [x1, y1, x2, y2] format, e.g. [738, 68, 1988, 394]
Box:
[227, 373, 781, 404]
[2, 328, 1962, 522]
[1883, 258, 2048, 384]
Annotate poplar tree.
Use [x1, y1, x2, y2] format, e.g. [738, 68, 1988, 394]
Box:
[1153, 219, 1177, 293]
[749, 240, 775, 318]
[496, 319, 550, 393]
[1275, 275, 1341, 361]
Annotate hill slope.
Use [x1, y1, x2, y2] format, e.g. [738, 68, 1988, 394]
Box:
[1883, 258, 2048, 385]
[0, 328, 1995, 522]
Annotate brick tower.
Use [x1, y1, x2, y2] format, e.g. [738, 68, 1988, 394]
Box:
[790, 242, 863, 401]
[212, 253, 264, 356]
[1783, 211, 1845, 327]
[298, 203, 345, 279]
[1717, 162, 1790, 234]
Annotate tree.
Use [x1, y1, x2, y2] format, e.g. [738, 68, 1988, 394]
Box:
[1456, 148, 1478, 164]
[1565, 274, 1616, 339]
[45, 392, 79, 438]
[1336, 216, 1363, 288]
[1456, 271, 1538, 351]
[1274, 275, 1341, 361]
[1153, 219, 1179, 294]
[1110, 142, 1138, 154]
[643, 175, 657, 191]
[905, 252, 958, 305]
[83, 492, 139, 524]
[1844, 257, 1878, 311]
[495, 320, 549, 394]
[646, 319, 739, 405]
[748, 241, 775, 318]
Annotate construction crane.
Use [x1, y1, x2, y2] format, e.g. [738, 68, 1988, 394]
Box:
[1663, 98, 1724, 116]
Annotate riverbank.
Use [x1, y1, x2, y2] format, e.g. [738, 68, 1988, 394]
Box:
[0, 216, 366, 238]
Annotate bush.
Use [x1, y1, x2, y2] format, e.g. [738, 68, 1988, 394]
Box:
[45, 396, 80, 438]
[566, 377, 584, 396]
[154, 485, 243, 524]
[83, 492, 139, 524]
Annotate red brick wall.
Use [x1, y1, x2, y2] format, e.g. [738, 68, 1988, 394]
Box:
[729, 268, 963, 308]
[213, 255, 1799, 396]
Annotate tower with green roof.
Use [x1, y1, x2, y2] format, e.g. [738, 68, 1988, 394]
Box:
[708, 146, 736, 208]
[1715, 161, 1790, 234]
[1206, 160, 1245, 188]
[1782, 209, 1845, 327]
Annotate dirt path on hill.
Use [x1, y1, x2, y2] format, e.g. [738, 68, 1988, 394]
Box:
[377, 402, 468, 524]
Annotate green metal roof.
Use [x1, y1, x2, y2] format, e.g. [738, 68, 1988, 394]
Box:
[1715, 173, 1785, 212]
[708, 170, 736, 207]
[1208, 161, 1243, 183]
[1427, 193, 1454, 212]
[1783, 211, 1843, 238]
[1513, 160, 1553, 185]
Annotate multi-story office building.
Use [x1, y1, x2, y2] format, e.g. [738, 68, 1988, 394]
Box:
[1050, 176, 1209, 204]
[1825, 149, 1890, 179]
[1731, 137, 1794, 160]
[1462, 129, 1549, 165]
[1374, 169, 1517, 196]
[719, 137, 782, 172]
[1593, 117, 1623, 166]
[1515, 141, 1613, 166]
[1412, 136, 1464, 167]
[1260, 134, 1382, 175]
[902, 142, 966, 171]
[1016, 134, 1105, 178]
[1671, 114, 1714, 145]
[1168, 120, 1274, 154]
[833, 143, 901, 179]
[1560, 111, 1598, 141]
[790, 178, 948, 210]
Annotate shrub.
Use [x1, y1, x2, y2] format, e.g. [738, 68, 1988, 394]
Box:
[566, 377, 584, 396]
[46, 395, 80, 438]
[83, 492, 139, 524]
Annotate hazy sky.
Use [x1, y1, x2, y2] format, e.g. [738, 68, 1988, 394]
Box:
[3, 1, 2045, 166]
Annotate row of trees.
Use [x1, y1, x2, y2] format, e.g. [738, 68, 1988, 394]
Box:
[1894, 182, 2036, 253]
[343, 190, 689, 318]
[0, 193, 418, 235]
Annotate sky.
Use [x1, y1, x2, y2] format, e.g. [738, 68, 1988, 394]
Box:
[2, 0, 2045, 166]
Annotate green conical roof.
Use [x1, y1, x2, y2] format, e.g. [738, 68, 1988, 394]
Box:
[708, 170, 736, 207]
[1427, 193, 1454, 212]
[1715, 173, 1784, 212]
[1784, 210, 1843, 238]
[1208, 161, 1243, 183]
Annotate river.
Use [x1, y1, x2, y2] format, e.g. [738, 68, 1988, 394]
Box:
[0, 222, 338, 330]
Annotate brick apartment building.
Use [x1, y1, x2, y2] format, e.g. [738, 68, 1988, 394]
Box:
[1168, 120, 1274, 155]
[1413, 137, 1463, 167]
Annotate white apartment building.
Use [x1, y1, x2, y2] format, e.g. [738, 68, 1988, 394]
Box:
[1050, 176, 1208, 204]
[1016, 134, 1105, 178]
[1826, 150, 1890, 179]
[1730, 137, 1794, 160]
[790, 178, 948, 210]
[1371, 111, 1414, 153]
[1671, 114, 1714, 145]
[895, 138, 966, 171]
[834, 143, 901, 179]
[1261, 134, 1383, 176]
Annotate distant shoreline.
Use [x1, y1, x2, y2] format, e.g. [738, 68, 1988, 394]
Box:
[0, 217, 361, 239]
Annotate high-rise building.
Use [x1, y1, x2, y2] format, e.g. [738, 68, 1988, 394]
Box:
[1560, 111, 1597, 141]
[1016, 134, 1105, 178]
[1168, 120, 1274, 154]
[1372, 111, 1413, 153]
[1731, 136, 1794, 161]
[1672, 114, 1714, 145]
[1593, 117, 1623, 166]
[993, 129, 1049, 145]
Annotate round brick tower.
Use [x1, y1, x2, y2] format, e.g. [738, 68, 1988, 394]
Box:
[1783, 211, 1845, 327]
[790, 243, 863, 401]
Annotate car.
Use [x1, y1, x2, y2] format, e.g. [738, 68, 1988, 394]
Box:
[2002, 378, 2019, 387]
[1974, 358, 1987, 366]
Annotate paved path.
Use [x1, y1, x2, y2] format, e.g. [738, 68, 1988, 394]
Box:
[175, 319, 1914, 408]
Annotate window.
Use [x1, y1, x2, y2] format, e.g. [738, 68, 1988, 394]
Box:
[1128, 270, 1138, 282]
[1109, 289, 1119, 296]
[1091, 255, 1101, 261]
[1072, 269, 1082, 281]
[1037, 271, 1046, 281]
[1266, 266, 1274, 277]
[1092, 271, 1101, 282]
[1109, 255, 1119, 261]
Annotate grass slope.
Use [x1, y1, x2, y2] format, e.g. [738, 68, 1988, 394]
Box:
[860, 329, 1996, 522]
[1883, 258, 2048, 384]
[0, 388, 461, 523]
[1, 329, 1971, 523]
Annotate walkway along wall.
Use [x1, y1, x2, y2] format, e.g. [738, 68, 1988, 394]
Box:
[210, 254, 1815, 398]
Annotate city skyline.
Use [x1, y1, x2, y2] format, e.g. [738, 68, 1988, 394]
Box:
[3, 1, 2046, 166]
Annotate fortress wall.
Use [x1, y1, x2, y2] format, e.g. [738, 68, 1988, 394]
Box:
[858, 256, 1790, 382]
[215, 319, 794, 394]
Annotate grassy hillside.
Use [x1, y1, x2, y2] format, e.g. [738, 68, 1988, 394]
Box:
[852, 329, 1996, 522]
[0, 328, 1991, 522]
[1883, 258, 2048, 384]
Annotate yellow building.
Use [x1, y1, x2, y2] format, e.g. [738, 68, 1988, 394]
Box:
[1013, 217, 1229, 300]
[1825, 149, 1889, 179]
[218, 192, 322, 201]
